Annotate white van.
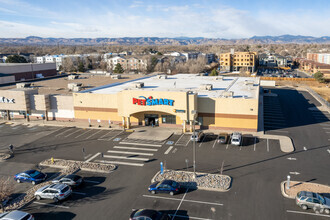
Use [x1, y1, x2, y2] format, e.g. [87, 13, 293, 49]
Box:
[231, 132, 242, 146]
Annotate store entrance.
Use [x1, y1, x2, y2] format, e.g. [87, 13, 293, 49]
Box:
[144, 114, 159, 126]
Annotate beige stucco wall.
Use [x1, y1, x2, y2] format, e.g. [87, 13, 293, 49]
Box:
[0, 89, 38, 111]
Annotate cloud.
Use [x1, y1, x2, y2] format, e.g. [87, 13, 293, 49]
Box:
[0, 1, 329, 38]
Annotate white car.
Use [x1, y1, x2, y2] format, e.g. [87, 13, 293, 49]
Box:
[0, 210, 34, 220]
[231, 132, 242, 146]
[34, 183, 72, 202]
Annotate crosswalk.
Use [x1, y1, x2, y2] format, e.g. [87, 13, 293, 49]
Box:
[92, 142, 163, 167]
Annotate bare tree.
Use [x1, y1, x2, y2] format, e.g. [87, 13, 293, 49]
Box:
[62, 57, 75, 72]
[0, 177, 14, 212]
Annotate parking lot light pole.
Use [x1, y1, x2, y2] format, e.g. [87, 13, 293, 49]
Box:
[191, 110, 197, 179]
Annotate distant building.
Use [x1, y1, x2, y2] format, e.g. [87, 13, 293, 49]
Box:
[0, 53, 34, 63]
[0, 63, 57, 83]
[219, 51, 257, 72]
[307, 53, 330, 65]
[106, 56, 147, 72]
[201, 53, 216, 64]
[258, 53, 288, 67]
[294, 58, 330, 74]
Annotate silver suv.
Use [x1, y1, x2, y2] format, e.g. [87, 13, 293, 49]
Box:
[190, 131, 204, 142]
[34, 183, 72, 202]
[296, 191, 330, 214]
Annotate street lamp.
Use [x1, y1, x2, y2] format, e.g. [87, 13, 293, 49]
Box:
[191, 110, 197, 179]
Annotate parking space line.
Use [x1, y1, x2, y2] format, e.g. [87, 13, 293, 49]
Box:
[321, 124, 330, 126]
[322, 127, 330, 129]
[108, 130, 124, 140]
[226, 144, 229, 150]
[119, 142, 162, 147]
[254, 137, 256, 151]
[199, 135, 207, 147]
[267, 139, 269, 152]
[96, 160, 144, 167]
[75, 129, 93, 138]
[212, 135, 219, 148]
[107, 150, 153, 156]
[172, 188, 189, 220]
[98, 130, 113, 139]
[114, 146, 158, 151]
[286, 210, 330, 218]
[64, 129, 81, 137]
[164, 146, 173, 154]
[103, 155, 149, 161]
[142, 195, 223, 206]
[175, 134, 184, 145]
[33, 201, 69, 209]
[84, 152, 101, 163]
[55, 128, 74, 137]
[85, 130, 103, 139]
[169, 214, 213, 220]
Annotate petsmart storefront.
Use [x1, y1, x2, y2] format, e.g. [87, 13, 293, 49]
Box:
[73, 74, 260, 132]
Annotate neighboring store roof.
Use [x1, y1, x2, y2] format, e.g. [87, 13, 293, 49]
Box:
[84, 74, 260, 99]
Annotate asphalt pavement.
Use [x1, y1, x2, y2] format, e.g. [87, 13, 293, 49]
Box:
[0, 87, 329, 220]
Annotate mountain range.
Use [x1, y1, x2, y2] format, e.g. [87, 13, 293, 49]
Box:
[0, 35, 329, 45]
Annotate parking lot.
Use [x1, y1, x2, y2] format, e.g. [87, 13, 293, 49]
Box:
[0, 88, 330, 219]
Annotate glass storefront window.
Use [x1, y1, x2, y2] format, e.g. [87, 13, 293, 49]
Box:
[161, 115, 176, 124]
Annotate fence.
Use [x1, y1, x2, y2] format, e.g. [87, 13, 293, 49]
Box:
[260, 77, 316, 81]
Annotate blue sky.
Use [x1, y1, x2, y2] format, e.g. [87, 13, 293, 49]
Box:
[0, 0, 329, 38]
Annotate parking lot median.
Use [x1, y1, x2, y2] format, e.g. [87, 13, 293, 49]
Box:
[151, 170, 232, 192]
[281, 181, 330, 199]
[40, 158, 116, 174]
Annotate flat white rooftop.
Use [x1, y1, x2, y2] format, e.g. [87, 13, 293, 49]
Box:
[83, 74, 260, 99]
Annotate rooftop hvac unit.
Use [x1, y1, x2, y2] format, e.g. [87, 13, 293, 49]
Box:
[244, 80, 255, 86]
[105, 72, 112, 77]
[111, 74, 122, 79]
[222, 91, 234, 98]
[131, 82, 144, 88]
[68, 83, 82, 90]
[68, 75, 79, 80]
[16, 83, 31, 88]
[199, 84, 213, 91]
[72, 86, 82, 92]
[215, 76, 224, 80]
[157, 75, 167, 79]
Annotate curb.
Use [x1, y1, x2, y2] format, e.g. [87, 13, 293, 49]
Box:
[280, 181, 294, 199]
[151, 170, 232, 192]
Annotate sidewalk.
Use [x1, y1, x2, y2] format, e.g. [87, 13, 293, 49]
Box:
[2, 118, 294, 153]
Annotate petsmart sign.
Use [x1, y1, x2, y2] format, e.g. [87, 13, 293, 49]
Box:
[133, 96, 174, 106]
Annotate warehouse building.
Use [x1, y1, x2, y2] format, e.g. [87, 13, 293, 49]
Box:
[0, 63, 57, 83]
[73, 74, 261, 132]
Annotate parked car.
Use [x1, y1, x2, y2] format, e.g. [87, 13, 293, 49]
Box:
[0, 210, 34, 220]
[190, 131, 204, 142]
[296, 191, 330, 214]
[148, 180, 181, 196]
[52, 174, 83, 187]
[14, 170, 47, 185]
[34, 183, 72, 202]
[231, 132, 242, 146]
[130, 209, 170, 220]
[217, 133, 229, 144]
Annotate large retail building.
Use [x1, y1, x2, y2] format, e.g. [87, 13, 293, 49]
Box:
[73, 74, 260, 131]
[0, 74, 261, 132]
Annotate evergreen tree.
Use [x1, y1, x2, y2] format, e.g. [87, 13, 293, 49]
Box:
[5, 55, 27, 63]
[114, 63, 124, 73]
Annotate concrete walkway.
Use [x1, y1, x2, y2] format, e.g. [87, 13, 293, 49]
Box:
[126, 127, 175, 141]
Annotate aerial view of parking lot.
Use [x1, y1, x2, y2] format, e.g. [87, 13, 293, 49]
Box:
[0, 0, 330, 220]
